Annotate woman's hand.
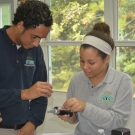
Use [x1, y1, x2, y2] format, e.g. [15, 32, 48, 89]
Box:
[58, 114, 71, 122]
[63, 98, 86, 112]
[58, 98, 86, 124]
[58, 111, 77, 124]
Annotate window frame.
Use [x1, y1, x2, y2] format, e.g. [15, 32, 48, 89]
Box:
[0, 3, 11, 28]
[41, 0, 135, 93]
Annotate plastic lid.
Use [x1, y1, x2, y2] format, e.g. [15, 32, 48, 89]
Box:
[98, 129, 105, 133]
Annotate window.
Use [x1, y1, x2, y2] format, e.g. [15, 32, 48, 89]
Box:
[117, 0, 135, 97]
[43, 0, 135, 97]
[47, 0, 104, 92]
[51, 0, 104, 41]
[118, 0, 135, 41]
[116, 46, 135, 86]
[0, 4, 10, 28]
[51, 45, 81, 92]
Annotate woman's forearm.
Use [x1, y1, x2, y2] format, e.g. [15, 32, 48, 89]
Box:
[67, 112, 77, 124]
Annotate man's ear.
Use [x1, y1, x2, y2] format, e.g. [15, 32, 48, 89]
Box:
[17, 21, 24, 31]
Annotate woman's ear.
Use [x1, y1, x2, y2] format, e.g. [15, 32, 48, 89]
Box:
[104, 55, 110, 64]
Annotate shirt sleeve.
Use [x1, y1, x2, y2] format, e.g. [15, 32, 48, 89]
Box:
[67, 78, 79, 124]
[0, 88, 22, 108]
[28, 46, 48, 127]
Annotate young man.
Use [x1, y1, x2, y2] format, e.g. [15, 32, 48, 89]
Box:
[0, 1, 53, 135]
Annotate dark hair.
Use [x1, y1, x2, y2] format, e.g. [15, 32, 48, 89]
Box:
[12, 1, 53, 29]
[81, 22, 114, 59]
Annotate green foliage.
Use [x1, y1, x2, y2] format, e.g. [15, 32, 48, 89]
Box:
[51, 0, 104, 91]
[116, 47, 135, 89]
[51, 0, 135, 92]
[118, 0, 135, 40]
[52, 46, 81, 91]
[51, 0, 104, 41]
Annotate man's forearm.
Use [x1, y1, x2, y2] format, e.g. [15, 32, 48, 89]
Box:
[21, 89, 29, 100]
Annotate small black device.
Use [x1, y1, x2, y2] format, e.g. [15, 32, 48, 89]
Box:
[48, 106, 73, 117]
[111, 127, 130, 135]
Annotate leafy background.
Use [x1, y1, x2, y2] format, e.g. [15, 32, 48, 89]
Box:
[50, 0, 135, 97]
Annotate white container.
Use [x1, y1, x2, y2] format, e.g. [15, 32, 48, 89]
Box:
[98, 129, 105, 135]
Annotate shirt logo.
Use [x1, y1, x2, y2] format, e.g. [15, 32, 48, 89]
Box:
[24, 56, 35, 67]
[99, 90, 113, 103]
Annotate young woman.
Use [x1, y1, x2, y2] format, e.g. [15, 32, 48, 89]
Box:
[58, 22, 134, 135]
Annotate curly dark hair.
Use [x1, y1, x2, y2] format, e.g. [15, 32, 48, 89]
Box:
[12, 0, 53, 29]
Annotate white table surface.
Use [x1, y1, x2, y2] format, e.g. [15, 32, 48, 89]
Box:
[42, 133, 76, 135]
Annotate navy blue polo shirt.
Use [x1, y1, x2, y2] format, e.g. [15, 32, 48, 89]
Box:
[0, 26, 48, 127]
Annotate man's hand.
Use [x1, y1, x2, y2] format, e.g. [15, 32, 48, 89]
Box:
[21, 81, 53, 100]
[0, 113, 2, 122]
[0, 118, 2, 123]
[17, 121, 35, 135]
[63, 98, 86, 112]
[0, 118, 2, 122]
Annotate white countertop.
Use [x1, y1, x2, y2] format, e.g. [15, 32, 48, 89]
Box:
[42, 133, 76, 135]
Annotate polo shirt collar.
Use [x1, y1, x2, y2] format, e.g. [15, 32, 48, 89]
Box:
[1, 25, 14, 44]
[102, 66, 115, 84]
